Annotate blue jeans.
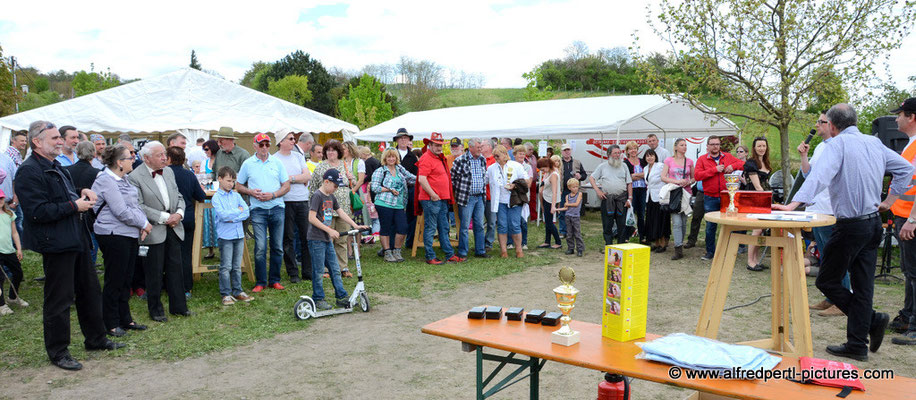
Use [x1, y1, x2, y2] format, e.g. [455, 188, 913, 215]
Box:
[308, 240, 348, 301]
[497, 203, 522, 235]
[813, 224, 851, 294]
[421, 200, 455, 261]
[484, 209, 496, 249]
[458, 194, 486, 257]
[520, 217, 528, 246]
[558, 190, 569, 235]
[250, 206, 285, 286]
[218, 238, 244, 297]
[703, 195, 721, 257]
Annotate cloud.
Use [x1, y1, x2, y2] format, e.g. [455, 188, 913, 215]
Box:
[1, 0, 909, 91]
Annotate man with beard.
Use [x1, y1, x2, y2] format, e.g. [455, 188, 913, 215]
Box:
[694, 135, 744, 260]
[588, 145, 632, 245]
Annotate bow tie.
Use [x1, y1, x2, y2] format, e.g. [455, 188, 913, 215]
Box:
[152, 169, 163, 177]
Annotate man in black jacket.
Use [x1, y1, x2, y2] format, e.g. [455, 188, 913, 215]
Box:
[394, 128, 419, 247]
[16, 121, 124, 371]
[66, 141, 102, 267]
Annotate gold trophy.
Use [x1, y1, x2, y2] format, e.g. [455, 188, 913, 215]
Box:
[504, 167, 514, 190]
[725, 173, 741, 217]
[551, 266, 581, 346]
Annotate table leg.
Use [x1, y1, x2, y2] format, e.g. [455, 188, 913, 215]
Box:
[770, 228, 786, 352]
[785, 228, 813, 357]
[191, 201, 206, 281]
[477, 347, 484, 400]
[530, 356, 539, 400]
[696, 225, 739, 339]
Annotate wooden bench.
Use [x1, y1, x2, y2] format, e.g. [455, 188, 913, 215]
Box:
[422, 310, 916, 399]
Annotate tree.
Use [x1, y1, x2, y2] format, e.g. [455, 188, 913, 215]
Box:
[337, 74, 395, 129]
[240, 61, 270, 87]
[0, 45, 19, 116]
[397, 56, 442, 111]
[267, 74, 312, 106]
[259, 51, 336, 115]
[19, 90, 61, 111]
[71, 68, 121, 97]
[640, 0, 916, 190]
[805, 66, 848, 114]
[190, 50, 202, 70]
[521, 67, 554, 101]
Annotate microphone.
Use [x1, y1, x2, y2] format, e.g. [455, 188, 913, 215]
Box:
[804, 129, 816, 144]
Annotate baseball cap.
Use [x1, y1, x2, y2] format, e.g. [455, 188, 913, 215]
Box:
[561, 144, 572, 151]
[890, 98, 916, 114]
[450, 137, 462, 147]
[322, 169, 345, 186]
[253, 133, 271, 144]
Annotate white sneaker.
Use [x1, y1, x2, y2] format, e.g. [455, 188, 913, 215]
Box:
[0, 304, 12, 315]
[8, 297, 28, 307]
[507, 244, 514, 249]
[522, 245, 529, 250]
[221, 295, 236, 306]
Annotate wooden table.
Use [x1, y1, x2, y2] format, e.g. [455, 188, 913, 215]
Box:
[422, 311, 916, 399]
[698, 212, 835, 359]
[191, 190, 254, 282]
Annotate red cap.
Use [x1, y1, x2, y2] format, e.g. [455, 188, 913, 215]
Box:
[253, 133, 271, 143]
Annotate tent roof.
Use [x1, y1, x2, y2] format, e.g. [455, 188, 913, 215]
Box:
[354, 94, 737, 142]
[0, 67, 358, 139]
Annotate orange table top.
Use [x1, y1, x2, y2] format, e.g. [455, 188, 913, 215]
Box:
[421, 311, 916, 399]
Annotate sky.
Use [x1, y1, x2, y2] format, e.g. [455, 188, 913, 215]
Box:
[1, 0, 914, 90]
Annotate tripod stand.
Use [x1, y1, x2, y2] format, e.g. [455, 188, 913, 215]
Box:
[877, 219, 904, 283]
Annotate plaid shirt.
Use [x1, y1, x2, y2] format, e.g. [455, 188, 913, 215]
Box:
[369, 164, 416, 209]
[451, 151, 488, 206]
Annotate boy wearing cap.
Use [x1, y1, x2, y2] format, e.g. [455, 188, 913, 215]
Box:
[236, 133, 290, 292]
[308, 169, 368, 310]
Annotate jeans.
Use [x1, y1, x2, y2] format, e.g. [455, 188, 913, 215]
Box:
[13, 205, 22, 237]
[484, 209, 496, 249]
[458, 194, 486, 257]
[250, 206, 285, 286]
[218, 238, 244, 297]
[558, 190, 569, 236]
[671, 212, 687, 246]
[631, 187, 647, 241]
[497, 203, 522, 235]
[600, 196, 628, 245]
[703, 195, 721, 256]
[309, 240, 348, 301]
[812, 224, 851, 299]
[688, 191, 705, 244]
[541, 198, 561, 245]
[893, 216, 916, 325]
[520, 217, 528, 246]
[816, 215, 882, 353]
[421, 200, 455, 261]
[283, 201, 311, 280]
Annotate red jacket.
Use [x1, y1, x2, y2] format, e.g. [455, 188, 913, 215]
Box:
[694, 152, 745, 197]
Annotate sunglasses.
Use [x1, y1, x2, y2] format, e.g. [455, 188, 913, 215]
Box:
[816, 120, 829, 125]
[40, 122, 56, 133]
[258, 141, 271, 148]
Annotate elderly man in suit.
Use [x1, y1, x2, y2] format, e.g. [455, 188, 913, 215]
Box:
[128, 141, 189, 322]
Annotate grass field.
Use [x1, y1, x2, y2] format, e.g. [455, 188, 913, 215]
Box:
[0, 213, 611, 369]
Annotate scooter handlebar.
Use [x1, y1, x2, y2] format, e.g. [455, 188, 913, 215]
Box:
[339, 229, 360, 236]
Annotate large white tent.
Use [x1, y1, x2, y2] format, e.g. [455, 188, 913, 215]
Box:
[0, 67, 358, 149]
[354, 95, 737, 142]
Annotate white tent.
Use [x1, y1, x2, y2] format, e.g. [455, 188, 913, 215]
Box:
[354, 94, 737, 142]
[0, 67, 358, 149]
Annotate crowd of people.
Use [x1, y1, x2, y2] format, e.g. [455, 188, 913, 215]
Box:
[5, 100, 916, 371]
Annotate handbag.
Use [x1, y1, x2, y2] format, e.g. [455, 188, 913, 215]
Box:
[348, 160, 363, 211]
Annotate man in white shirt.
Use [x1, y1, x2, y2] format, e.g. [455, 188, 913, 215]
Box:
[274, 129, 312, 283]
[647, 134, 670, 163]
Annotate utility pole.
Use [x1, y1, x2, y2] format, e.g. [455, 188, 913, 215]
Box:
[10, 56, 18, 113]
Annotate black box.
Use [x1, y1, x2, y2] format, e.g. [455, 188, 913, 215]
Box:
[524, 309, 546, 323]
[541, 312, 562, 326]
[467, 306, 486, 319]
[506, 307, 524, 321]
[485, 306, 503, 319]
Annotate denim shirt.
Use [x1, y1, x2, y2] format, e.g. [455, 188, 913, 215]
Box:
[92, 169, 149, 238]
[211, 188, 250, 240]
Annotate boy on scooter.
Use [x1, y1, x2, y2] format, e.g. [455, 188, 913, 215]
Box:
[308, 169, 368, 311]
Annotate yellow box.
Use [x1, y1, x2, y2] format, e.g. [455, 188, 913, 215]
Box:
[602, 244, 650, 342]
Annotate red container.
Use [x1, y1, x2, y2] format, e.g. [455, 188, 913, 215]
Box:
[719, 191, 773, 214]
[597, 373, 629, 400]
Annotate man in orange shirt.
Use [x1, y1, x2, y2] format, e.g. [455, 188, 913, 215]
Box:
[417, 133, 462, 265]
[889, 98, 916, 346]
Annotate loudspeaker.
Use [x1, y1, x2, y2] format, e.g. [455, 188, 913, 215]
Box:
[872, 116, 907, 154]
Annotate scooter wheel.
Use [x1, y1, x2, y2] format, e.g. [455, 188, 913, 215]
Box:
[358, 292, 370, 312]
[294, 298, 316, 320]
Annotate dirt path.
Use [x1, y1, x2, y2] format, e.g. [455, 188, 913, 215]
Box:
[3, 250, 915, 399]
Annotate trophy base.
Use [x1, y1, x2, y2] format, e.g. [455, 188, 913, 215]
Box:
[551, 330, 580, 346]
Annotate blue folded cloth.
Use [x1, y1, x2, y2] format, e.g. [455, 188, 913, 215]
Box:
[637, 333, 781, 374]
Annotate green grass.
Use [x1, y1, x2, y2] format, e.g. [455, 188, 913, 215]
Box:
[0, 213, 609, 369]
